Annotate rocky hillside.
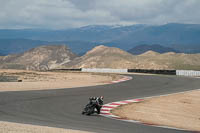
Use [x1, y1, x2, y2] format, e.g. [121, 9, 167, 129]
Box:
[62, 45, 200, 70]
[1, 45, 200, 70]
[0, 45, 77, 70]
[63, 45, 138, 69]
[62, 45, 169, 69]
[138, 51, 200, 70]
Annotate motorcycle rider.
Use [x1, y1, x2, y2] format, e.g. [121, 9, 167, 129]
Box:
[89, 96, 104, 114]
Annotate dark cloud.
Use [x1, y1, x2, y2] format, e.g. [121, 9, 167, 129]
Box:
[0, 0, 199, 29]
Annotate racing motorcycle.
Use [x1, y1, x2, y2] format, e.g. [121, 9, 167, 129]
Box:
[82, 101, 97, 115]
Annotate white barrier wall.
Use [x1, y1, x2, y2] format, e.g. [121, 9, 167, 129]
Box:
[81, 68, 200, 77]
[176, 70, 200, 77]
[82, 68, 128, 73]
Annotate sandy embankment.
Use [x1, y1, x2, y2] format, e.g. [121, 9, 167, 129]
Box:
[112, 90, 200, 131]
[0, 69, 122, 133]
[0, 69, 122, 92]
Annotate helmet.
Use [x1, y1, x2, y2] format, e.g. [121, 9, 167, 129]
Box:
[100, 96, 104, 100]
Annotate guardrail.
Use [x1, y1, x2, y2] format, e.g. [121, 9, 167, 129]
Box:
[82, 68, 128, 73]
[176, 70, 200, 77]
[48, 68, 200, 77]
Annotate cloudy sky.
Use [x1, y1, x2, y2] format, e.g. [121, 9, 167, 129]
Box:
[0, 0, 200, 29]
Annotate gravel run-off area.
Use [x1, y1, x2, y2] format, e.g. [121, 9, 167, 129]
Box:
[0, 69, 122, 92]
[112, 89, 200, 131]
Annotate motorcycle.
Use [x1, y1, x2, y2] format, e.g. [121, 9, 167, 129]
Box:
[82, 102, 97, 115]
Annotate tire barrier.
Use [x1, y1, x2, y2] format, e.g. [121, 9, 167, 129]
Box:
[49, 68, 82, 72]
[128, 69, 176, 75]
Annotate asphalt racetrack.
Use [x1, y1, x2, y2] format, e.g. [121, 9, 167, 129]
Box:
[0, 74, 200, 133]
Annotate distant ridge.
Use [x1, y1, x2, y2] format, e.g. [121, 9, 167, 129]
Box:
[1, 23, 200, 54]
[0, 52, 5, 56]
[128, 44, 180, 55]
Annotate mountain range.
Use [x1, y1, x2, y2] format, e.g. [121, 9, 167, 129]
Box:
[0, 39, 96, 56]
[0, 23, 200, 55]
